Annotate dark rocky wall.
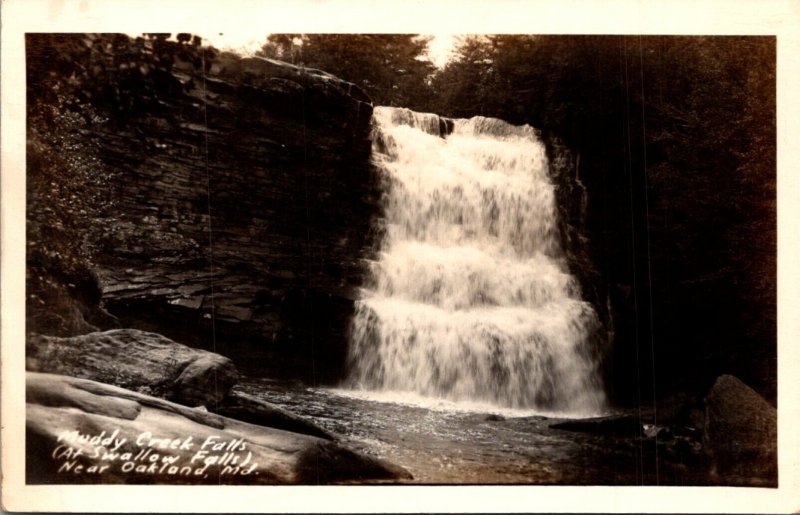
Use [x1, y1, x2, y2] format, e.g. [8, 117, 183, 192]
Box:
[546, 138, 616, 394]
[27, 41, 382, 384]
[545, 130, 776, 407]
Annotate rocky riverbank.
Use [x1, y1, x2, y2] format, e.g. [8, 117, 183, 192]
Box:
[26, 329, 411, 484]
[24, 321, 776, 486]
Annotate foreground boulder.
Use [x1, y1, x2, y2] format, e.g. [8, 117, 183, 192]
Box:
[702, 374, 777, 486]
[26, 372, 411, 484]
[26, 329, 238, 407]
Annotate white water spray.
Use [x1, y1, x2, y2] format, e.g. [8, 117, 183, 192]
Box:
[347, 106, 606, 415]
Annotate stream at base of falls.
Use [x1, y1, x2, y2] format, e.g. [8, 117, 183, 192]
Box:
[235, 377, 711, 485]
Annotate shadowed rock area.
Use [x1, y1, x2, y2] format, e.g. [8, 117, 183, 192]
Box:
[544, 374, 777, 487]
[216, 391, 334, 440]
[26, 372, 411, 484]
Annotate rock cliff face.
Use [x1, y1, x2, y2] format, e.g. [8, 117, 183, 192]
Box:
[30, 46, 382, 382]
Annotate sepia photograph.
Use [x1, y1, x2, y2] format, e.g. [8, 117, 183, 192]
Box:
[2, 0, 799, 512]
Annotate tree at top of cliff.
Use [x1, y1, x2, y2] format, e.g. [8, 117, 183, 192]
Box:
[429, 35, 511, 119]
[27, 33, 215, 124]
[258, 34, 437, 111]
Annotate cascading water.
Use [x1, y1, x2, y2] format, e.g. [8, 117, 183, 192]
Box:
[347, 106, 606, 415]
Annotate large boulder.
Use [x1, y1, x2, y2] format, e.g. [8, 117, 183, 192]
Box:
[171, 354, 239, 408]
[26, 372, 411, 485]
[702, 374, 777, 486]
[26, 329, 238, 408]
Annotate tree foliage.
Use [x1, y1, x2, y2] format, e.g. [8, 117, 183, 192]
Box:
[28, 33, 215, 123]
[258, 34, 436, 111]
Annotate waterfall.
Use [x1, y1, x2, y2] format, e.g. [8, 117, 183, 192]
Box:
[347, 106, 606, 415]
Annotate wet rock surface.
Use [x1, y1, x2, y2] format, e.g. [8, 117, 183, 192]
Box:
[171, 354, 239, 408]
[26, 372, 411, 485]
[228, 374, 773, 486]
